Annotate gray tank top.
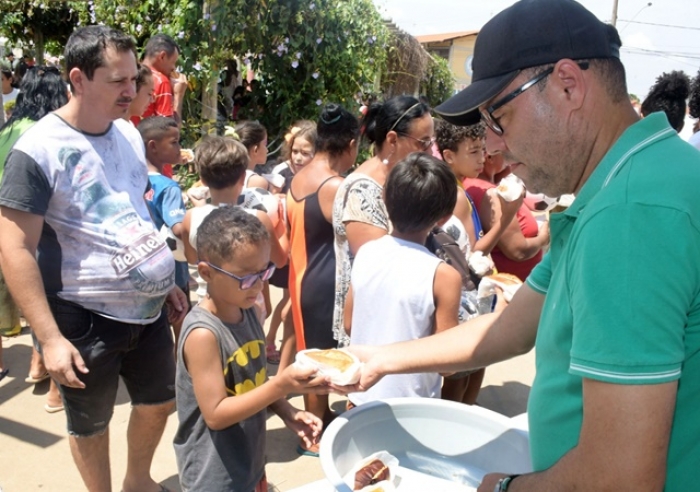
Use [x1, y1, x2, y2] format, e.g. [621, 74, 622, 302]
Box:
[174, 305, 267, 492]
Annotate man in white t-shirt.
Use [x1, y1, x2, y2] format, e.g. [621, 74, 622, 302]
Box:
[0, 26, 188, 492]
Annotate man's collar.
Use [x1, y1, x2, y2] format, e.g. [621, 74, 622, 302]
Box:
[564, 113, 675, 218]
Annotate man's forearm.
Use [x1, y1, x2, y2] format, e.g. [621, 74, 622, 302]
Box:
[374, 285, 541, 377]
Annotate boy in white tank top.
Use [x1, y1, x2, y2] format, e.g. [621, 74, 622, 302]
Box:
[347, 153, 462, 406]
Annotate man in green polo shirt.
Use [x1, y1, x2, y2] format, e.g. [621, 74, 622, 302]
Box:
[345, 1, 700, 491]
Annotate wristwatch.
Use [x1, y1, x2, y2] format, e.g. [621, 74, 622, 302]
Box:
[494, 474, 521, 492]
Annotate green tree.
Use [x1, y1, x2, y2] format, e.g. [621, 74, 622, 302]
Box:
[420, 54, 455, 107]
[0, 1, 92, 62]
[89, 0, 388, 143]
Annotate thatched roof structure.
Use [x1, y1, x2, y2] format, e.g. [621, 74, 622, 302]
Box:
[380, 21, 429, 97]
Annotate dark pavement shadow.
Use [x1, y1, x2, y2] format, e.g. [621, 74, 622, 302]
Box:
[0, 415, 63, 448]
[477, 381, 531, 417]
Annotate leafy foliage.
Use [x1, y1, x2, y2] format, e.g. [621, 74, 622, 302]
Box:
[0, 0, 455, 148]
[0, 1, 89, 60]
[420, 54, 455, 108]
[86, 0, 389, 143]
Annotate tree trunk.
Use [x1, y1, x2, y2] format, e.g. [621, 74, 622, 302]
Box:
[33, 26, 44, 65]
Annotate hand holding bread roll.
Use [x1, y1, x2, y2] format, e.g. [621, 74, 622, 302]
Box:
[495, 174, 525, 202]
[294, 349, 362, 385]
[477, 272, 523, 303]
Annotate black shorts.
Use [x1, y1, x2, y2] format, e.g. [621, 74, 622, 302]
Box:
[269, 264, 289, 289]
[47, 297, 175, 437]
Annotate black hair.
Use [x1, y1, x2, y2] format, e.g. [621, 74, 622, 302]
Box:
[362, 95, 431, 149]
[194, 135, 249, 189]
[434, 119, 485, 157]
[135, 64, 153, 93]
[234, 120, 267, 150]
[687, 69, 700, 120]
[196, 205, 269, 264]
[0, 66, 67, 133]
[385, 153, 457, 234]
[137, 116, 178, 145]
[64, 26, 136, 92]
[315, 103, 360, 158]
[143, 33, 179, 59]
[641, 70, 690, 133]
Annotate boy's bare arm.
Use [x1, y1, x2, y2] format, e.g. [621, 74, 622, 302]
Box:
[181, 210, 198, 264]
[184, 328, 327, 431]
[432, 263, 462, 335]
[171, 222, 184, 240]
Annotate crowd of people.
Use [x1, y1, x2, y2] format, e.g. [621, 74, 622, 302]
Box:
[0, 0, 700, 490]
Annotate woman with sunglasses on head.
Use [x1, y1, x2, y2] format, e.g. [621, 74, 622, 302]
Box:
[0, 65, 68, 412]
[287, 103, 360, 455]
[332, 95, 433, 348]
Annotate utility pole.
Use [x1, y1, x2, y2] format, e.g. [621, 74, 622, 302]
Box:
[612, 0, 619, 26]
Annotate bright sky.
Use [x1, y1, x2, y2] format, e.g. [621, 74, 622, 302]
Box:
[373, 0, 700, 99]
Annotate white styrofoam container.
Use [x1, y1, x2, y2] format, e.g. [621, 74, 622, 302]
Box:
[320, 398, 531, 492]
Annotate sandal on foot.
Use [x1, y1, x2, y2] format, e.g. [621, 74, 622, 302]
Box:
[266, 344, 280, 364]
[44, 403, 64, 413]
[0, 368, 8, 382]
[296, 443, 320, 457]
[25, 372, 50, 384]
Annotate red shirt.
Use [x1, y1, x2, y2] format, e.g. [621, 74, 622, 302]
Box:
[141, 68, 174, 119]
[134, 68, 175, 178]
[464, 177, 543, 281]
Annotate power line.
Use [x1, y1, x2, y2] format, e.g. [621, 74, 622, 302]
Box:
[618, 19, 700, 31]
[622, 46, 700, 60]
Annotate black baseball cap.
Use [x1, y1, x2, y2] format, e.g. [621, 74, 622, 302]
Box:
[435, 0, 622, 126]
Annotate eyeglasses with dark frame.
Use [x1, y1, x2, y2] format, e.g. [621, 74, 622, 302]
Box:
[399, 134, 436, 151]
[202, 261, 276, 290]
[480, 61, 589, 136]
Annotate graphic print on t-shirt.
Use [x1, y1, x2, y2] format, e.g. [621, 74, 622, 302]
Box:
[224, 339, 267, 395]
[61, 146, 175, 313]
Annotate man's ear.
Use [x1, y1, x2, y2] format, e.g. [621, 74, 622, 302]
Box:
[68, 68, 84, 96]
[552, 59, 587, 110]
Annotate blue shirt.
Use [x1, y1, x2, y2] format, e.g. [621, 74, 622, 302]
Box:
[146, 172, 188, 289]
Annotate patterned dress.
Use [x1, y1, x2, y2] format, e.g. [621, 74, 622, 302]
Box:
[331, 173, 390, 346]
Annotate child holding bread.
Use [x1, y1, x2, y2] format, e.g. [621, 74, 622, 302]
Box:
[173, 206, 326, 492]
[346, 153, 462, 407]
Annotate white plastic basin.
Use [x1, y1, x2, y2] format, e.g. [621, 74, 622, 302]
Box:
[320, 398, 531, 491]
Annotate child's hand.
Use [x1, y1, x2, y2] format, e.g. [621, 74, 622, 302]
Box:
[276, 363, 330, 394]
[282, 409, 323, 450]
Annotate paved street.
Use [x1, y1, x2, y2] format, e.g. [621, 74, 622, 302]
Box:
[0, 288, 535, 492]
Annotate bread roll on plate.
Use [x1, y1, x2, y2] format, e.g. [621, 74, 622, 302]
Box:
[344, 451, 399, 492]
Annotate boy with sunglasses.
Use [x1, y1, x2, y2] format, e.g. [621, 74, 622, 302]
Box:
[174, 206, 325, 492]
